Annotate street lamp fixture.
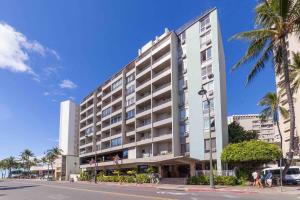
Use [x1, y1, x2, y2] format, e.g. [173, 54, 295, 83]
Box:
[198, 85, 215, 189]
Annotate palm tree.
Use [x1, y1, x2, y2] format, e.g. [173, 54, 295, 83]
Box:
[5, 157, 17, 178]
[258, 92, 288, 151]
[46, 147, 62, 179]
[232, 0, 300, 176]
[289, 52, 300, 93]
[20, 149, 35, 176]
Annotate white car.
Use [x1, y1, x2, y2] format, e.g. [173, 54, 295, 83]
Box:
[262, 166, 300, 185]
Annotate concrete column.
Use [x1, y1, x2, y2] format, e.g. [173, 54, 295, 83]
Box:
[158, 165, 163, 178]
[190, 162, 196, 176]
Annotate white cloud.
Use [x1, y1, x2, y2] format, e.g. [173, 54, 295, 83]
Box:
[43, 92, 50, 96]
[59, 79, 77, 89]
[0, 22, 59, 78]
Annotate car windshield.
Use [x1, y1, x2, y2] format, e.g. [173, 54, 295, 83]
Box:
[287, 168, 300, 175]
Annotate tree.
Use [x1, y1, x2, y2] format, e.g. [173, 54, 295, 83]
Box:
[221, 140, 282, 173]
[258, 92, 288, 152]
[231, 0, 300, 176]
[45, 147, 62, 179]
[5, 157, 18, 178]
[20, 149, 35, 175]
[228, 121, 258, 143]
[0, 160, 8, 179]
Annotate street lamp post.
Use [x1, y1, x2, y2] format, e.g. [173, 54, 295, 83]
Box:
[198, 85, 215, 189]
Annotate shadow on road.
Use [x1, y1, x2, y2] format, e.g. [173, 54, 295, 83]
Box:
[0, 185, 39, 191]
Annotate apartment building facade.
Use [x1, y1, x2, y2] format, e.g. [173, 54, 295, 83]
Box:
[275, 33, 300, 160]
[228, 114, 278, 143]
[78, 8, 228, 177]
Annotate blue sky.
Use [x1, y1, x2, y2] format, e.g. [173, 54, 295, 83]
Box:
[0, 0, 276, 159]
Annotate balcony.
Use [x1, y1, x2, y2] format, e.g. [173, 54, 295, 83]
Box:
[153, 132, 172, 142]
[136, 120, 152, 132]
[153, 82, 171, 97]
[152, 66, 171, 83]
[136, 106, 151, 118]
[136, 91, 151, 105]
[153, 116, 172, 128]
[136, 77, 151, 92]
[153, 98, 171, 112]
[152, 52, 171, 70]
[136, 65, 151, 79]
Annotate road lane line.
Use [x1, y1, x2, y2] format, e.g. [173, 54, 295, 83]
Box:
[9, 181, 176, 200]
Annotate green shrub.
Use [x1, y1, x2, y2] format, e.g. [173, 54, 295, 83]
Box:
[79, 171, 91, 181]
[136, 174, 150, 184]
[187, 175, 238, 186]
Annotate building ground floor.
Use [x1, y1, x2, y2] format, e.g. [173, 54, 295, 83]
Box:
[80, 155, 219, 178]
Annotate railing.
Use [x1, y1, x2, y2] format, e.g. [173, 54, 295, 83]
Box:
[136, 106, 151, 114]
[154, 98, 171, 107]
[136, 65, 151, 75]
[137, 120, 151, 128]
[153, 82, 171, 93]
[136, 92, 151, 101]
[153, 66, 171, 79]
[136, 77, 151, 88]
[152, 52, 170, 66]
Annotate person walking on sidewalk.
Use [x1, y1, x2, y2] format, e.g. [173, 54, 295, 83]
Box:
[252, 171, 258, 187]
[265, 171, 273, 187]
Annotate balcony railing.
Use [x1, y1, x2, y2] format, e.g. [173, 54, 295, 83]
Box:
[152, 52, 170, 66]
[153, 66, 171, 79]
[153, 82, 171, 93]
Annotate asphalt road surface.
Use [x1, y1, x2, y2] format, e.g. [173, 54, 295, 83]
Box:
[0, 180, 299, 200]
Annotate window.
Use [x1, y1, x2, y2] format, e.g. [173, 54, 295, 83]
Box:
[204, 138, 216, 153]
[102, 107, 112, 117]
[200, 31, 211, 47]
[180, 122, 189, 137]
[203, 81, 214, 92]
[111, 115, 122, 124]
[178, 59, 187, 74]
[202, 99, 214, 114]
[200, 16, 210, 32]
[126, 73, 135, 84]
[123, 149, 128, 159]
[181, 143, 190, 154]
[179, 91, 188, 105]
[178, 78, 188, 91]
[180, 108, 189, 121]
[85, 127, 94, 135]
[203, 117, 215, 131]
[126, 85, 135, 95]
[180, 31, 186, 41]
[201, 64, 212, 80]
[201, 47, 212, 63]
[126, 97, 135, 107]
[111, 137, 122, 147]
[112, 78, 122, 91]
[126, 109, 135, 120]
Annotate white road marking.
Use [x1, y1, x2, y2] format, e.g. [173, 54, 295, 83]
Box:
[222, 195, 239, 199]
[47, 194, 70, 200]
[157, 191, 188, 196]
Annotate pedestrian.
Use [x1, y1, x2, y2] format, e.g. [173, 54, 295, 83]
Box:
[154, 173, 160, 184]
[265, 171, 273, 187]
[252, 170, 258, 187]
[257, 171, 263, 188]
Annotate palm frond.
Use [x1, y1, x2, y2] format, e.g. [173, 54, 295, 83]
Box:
[279, 106, 289, 119]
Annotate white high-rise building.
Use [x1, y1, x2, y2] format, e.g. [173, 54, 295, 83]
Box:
[56, 100, 80, 180]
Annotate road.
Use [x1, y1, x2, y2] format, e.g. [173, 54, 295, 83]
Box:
[0, 180, 299, 200]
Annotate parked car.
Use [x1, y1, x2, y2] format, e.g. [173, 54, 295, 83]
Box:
[262, 166, 300, 185]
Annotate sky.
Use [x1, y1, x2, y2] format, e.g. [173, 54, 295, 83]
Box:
[0, 0, 276, 160]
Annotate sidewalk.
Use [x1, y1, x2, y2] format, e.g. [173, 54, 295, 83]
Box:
[76, 181, 300, 195]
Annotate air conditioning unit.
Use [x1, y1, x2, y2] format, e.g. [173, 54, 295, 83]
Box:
[160, 151, 168, 155]
[206, 39, 212, 45]
[184, 152, 190, 156]
[181, 39, 186, 45]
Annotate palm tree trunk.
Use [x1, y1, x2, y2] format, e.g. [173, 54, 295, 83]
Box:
[280, 39, 296, 178]
[276, 121, 283, 155]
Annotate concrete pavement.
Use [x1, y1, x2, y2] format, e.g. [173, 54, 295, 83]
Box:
[0, 179, 299, 200]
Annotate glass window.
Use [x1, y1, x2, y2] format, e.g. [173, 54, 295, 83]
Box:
[200, 31, 211, 47]
[126, 109, 135, 120]
[204, 138, 216, 153]
[126, 85, 135, 95]
[102, 107, 112, 117]
[201, 64, 212, 80]
[112, 78, 122, 91]
[111, 137, 122, 147]
[180, 108, 189, 120]
[126, 73, 135, 84]
[179, 91, 188, 105]
[123, 149, 128, 159]
[111, 115, 122, 124]
[200, 16, 210, 32]
[126, 97, 135, 107]
[203, 117, 215, 131]
[202, 99, 214, 114]
[201, 47, 212, 63]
